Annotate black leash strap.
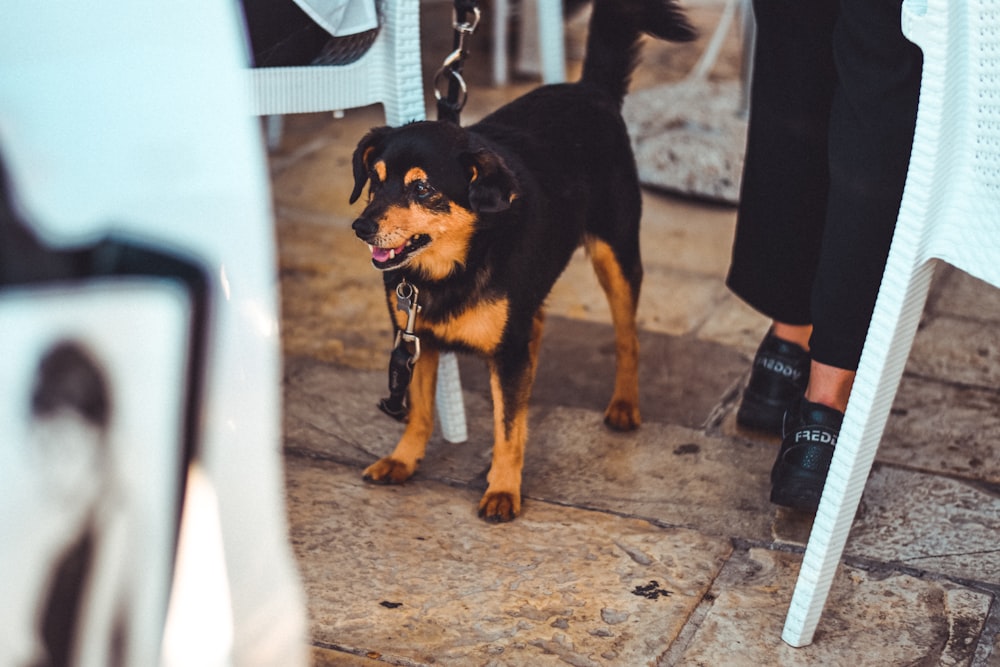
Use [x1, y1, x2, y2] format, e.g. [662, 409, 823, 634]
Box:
[379, 280, 422, 421]
[434, 0, 481, 124]
[378, 343, 415, 421]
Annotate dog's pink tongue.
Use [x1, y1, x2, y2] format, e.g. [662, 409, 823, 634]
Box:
[372, 242, 406, 263]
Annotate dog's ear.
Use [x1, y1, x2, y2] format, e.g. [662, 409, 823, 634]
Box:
[460, 149, 520, 214]
[350, 126, 391, 204]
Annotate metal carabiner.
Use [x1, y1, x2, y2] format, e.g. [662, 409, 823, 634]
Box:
[433, 67, 468, 111]
[452, 6, 481, 35]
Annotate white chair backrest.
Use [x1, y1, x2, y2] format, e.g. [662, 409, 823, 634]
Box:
[900, 0, 1000, 284]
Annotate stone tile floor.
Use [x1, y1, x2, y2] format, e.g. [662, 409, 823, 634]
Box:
[268, 2, 1000, 664]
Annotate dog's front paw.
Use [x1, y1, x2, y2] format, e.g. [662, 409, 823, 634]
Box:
[477, 491, 520, 523]
[604, 399, 641, 431]
[363, 457, 414, 484]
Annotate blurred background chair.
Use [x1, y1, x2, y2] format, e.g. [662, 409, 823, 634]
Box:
[781, 0, 1000, 647]
[491, 0, 566, 85]
[246, 0, 425, 146]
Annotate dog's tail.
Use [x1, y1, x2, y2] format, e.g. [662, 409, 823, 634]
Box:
[581, 0, 697, 107]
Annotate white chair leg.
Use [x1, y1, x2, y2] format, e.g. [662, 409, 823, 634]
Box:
[265, 115, 284, 150]
[493, 0, 511, 86]
[435, 352, 468, 443]
[537, 0, 566, 84]
[781, 259, 937, 647]
[514, 0, 565, 84]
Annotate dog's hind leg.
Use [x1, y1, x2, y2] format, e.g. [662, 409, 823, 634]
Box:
[363, 346, 439, 484]
[479, 311, 545, 522]
[586, 236, 642, 431]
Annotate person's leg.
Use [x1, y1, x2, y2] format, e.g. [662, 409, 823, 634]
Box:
[771, 323, 811, 351]
[804, 362, 854, 412]
[767, 0, 921, 512]
[809, 0, 923, 372]
[771, 0, 922, 511]
[727, 0, 838, 324]
[728, 0, 839, 434]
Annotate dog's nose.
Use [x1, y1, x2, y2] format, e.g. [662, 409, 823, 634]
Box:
[352, 217, 378, 239]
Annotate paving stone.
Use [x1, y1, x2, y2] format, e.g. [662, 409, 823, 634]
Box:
[624, 80, 748, 204]
[974, 606, 1000, 666]
[694, 292, 771, 359]
[909, 316, 1000, 389]
[638, 192, 738, 281]
[459, 316, 748, 430]
[768, 465, 1000, 585]
[276, 215, 392, 370]
[879, 376, 1000, 484]
[285, 456, 733, 666]
[546, 252, 732, 337]
[311, 646, 382, 665]
[989, 620, 1000, 667]
[637, 268, 732, 336]
[844, 465, 1000, 585]
[283, 357, 495, 485]
[521, 406, 776, 542]
[928, 266, 1000, 323]
[672, 548, 991, 666]
[284, 354, 776, 543]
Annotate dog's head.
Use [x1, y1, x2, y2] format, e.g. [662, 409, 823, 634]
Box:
[349, 122, 520, 280]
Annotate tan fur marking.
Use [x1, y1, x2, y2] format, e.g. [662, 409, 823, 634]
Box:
[362, 146, 377, 168]
[376, 202, 477, 281]
[415, 203, 476, 280]
[391, 294, 509, 354]
[479, 363, 526, 521]
[586, 237, 641, 430]
[404, 167, 429, 185]
[372, 159, 386, 183]
[430, 298, 509, 353]
[362, 347, 439, 483]
[478, 311, 544, 521]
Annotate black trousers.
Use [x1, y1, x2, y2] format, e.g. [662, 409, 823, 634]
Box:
[726, 0, 923, 371]
[241, 0, 330, 67]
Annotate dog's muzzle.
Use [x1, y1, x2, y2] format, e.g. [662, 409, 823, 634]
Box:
[352, 217, 379, 240]
[352, 217, 431, 270]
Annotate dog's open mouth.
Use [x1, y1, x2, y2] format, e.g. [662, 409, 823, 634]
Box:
[368, 234, 431, 270]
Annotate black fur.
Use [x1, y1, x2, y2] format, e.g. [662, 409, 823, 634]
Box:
[349, 0, 695, 521]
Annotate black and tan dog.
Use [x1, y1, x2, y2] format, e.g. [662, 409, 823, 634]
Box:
[349, 0, 695, 521]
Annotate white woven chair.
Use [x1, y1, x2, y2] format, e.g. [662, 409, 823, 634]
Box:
[246, 0, 468, 443]
[781, 0, 1000, 647]
[247, 0, 426, 136]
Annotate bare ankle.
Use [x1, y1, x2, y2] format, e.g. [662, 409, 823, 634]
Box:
[771, 322, 812, 351]
[803, 362, 856, 413]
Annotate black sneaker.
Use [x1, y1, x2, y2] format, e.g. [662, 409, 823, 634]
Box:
[770, 398, 844, 512]
[736, 330, 810, 435]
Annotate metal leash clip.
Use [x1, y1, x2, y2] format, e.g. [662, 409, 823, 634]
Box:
[434, 5, 480, 117]
[393, 280, 421, 363]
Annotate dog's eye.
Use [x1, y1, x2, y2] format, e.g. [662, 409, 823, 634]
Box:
[412, 180, 435, 200]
